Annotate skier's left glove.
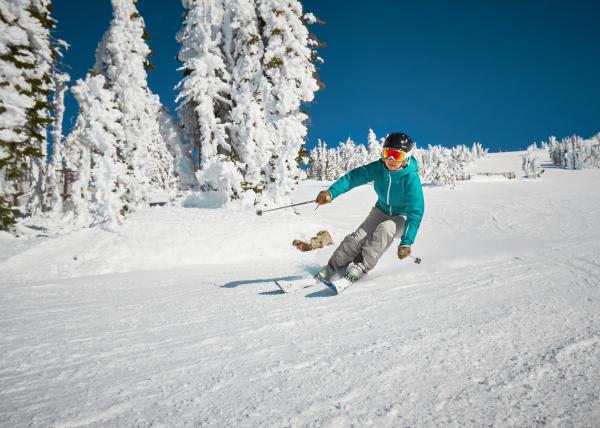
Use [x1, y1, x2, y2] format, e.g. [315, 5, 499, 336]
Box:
[397, 245, 411, 260]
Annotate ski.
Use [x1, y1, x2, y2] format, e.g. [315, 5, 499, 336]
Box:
[274, 275, 355, 295]
[320, 277, 353, 295]
[274, 276, 318, 293]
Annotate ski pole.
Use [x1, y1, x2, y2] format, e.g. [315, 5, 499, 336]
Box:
[409, 254, 422, 264]
[256, 200, 315, 216]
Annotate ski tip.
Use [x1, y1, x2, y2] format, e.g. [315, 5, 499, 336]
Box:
[320, 280, 339, 295]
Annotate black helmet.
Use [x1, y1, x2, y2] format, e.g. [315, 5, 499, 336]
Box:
[383, 132, 415, 152]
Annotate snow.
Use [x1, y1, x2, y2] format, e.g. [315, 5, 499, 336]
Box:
[1, 151, 600, 426]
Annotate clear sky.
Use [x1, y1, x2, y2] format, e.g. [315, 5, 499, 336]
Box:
[53, 0, 600, 152]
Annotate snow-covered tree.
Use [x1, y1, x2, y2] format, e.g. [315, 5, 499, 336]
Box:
[367, 129, 382, 162]
[95, 0, 178, 211]
[176, 0, 241, 205]
[415, 141, 488, 185]
[547, 136, 560, 166]
[225, 0, 273, 203]
[471, 142, 487, 159]
[63, 75, 127, 227]
[0, 0, 65, 230]
[256, 0, 319, 203]
[415, 145, 462, 186]
[546, 133, 600, 170]
[176, 0, 321, 206]
[522, 143, 544, 178]
[337, 137, 368, 172]
[157, 106, 197, 190]
[308, 130, 489, 186]
[306, 139, 327, 180]
[44, 72, 70, 213]
[307, 138, 369, 180]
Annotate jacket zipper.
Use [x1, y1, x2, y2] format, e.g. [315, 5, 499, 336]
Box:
[387, 171, 392, 215]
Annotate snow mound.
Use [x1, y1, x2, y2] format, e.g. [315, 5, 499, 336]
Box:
[0, 206, 330, 283]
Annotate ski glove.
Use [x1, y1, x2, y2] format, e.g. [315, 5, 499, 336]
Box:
[316, 190, 332, 205]
[398, 245, 411, 260]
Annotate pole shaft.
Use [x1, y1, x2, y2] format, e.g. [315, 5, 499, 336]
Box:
[259, 200, 314, 214]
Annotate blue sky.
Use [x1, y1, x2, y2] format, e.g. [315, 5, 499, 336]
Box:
[53, 1, 600, 152]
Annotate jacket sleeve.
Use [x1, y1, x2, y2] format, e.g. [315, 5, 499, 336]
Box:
[400, 172, 425, 246]
[327, 162, 378, 199]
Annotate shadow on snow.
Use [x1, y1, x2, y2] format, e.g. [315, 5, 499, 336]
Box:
[221, 275, 306, 289]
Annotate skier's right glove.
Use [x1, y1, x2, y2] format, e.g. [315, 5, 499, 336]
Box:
[316, 190, 332, 205]
[398, 245, 411, 260]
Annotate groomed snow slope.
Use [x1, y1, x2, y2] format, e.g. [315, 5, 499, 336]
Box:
[1, 151, 599, 427]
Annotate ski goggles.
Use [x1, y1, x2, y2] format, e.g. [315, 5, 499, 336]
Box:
[382, 147, 412, 162]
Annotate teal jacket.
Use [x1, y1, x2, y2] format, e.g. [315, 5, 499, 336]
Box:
[328, 157, 425, 246]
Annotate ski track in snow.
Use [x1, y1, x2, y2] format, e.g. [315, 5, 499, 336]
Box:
[1, 153, 600, 427]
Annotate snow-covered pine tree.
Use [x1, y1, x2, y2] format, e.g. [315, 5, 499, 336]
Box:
[157, 106, 197, 190]
[338, 137, 368, 172]
[296, 142, 310, 175]
[471, 142, 487, 159]
[418, 145, 463, 186]
[522, 143, 544, 178]
[257, 0, 320, 203]
[175, 0, 320, 206]
[95, 0, 178, 212]
[561, 135, 582, 169]
[308, 134, 377, 181]
[367, 129, 382, 162]
[451, 144, 469, 164]
[176, 0, 244, 205]
[225, 0, 273, 204]
[63, 75, 126, 227]
[328, 145, 345, 180]
[310, 132, 489, 185]
[307, 139, 327, 179]
[0, 0, 64, 230]
[591, 134, 600, 168]
[545, 133, 600, 170]
[337, 137, 354, 172]
[45, 71, 69, 214]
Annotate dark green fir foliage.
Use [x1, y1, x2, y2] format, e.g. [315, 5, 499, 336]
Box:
[0, 1, 60, 230]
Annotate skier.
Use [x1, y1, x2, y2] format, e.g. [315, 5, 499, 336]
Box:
[315, 132, 425, 284]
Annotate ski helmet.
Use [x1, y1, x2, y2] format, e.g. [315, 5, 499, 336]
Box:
[383, 132, 414, 152]
[383, 132, 415, 163]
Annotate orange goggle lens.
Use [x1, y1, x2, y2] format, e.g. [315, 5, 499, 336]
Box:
[382, 147, 407, 161]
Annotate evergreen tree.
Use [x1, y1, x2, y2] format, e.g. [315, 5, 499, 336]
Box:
[257, 0, 320, 203]
[367, 129, 382, 162]
[45, 71, 69, 213]
[176, 0, 243, 204]
[157, 106, 197, 190]
[338, 137, 367, 172]
[307, 139, 327, 180]
[0, 0, 64, 230]
[471, 142, 487, 159]
[226, 0, 273, 203]
[95, 0, 178, 212]
[175, 0, 321, 206]
[522, 143, 544, 178]
[63, 75, 126, 227]
[546, 133, 600, 170]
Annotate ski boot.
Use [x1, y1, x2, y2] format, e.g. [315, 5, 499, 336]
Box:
[315, 265, 335, 282]
[345, 262, 366, 283]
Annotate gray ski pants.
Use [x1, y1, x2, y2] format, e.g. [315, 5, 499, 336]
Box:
[327, 207, 406, 272]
